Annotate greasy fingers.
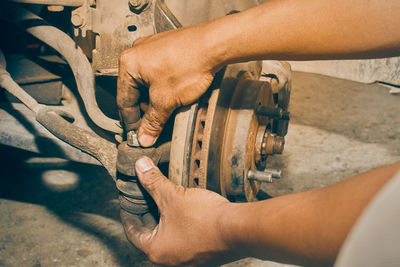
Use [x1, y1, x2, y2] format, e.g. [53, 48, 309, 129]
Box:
[135, 156, 175, 208]
[137, 102, 174, 147]
[117, 49, 142, 131]
[120, 209, 154, 253]
[118, 26, 220, 147]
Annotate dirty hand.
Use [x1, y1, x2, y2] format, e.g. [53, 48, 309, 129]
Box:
[117, 27, 220, 147]
[120, 156, 239, 266]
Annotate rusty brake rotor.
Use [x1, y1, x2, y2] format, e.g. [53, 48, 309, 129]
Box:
[169, 61, 291, 201]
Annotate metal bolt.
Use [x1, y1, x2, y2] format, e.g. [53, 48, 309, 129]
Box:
[129, 0, 143, 7]
[71, 13, 83, 27]
[248, 169, 273, 183]
[127, 130, 140, 147]
[272, 135, 285, 154]
[261, 133, 285, 155]
[129, 0, 149, 13]
[256, 105, 290, 120]
[264, 168, 281, 179]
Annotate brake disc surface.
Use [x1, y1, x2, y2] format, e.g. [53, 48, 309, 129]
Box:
[169, 62, 291, 201]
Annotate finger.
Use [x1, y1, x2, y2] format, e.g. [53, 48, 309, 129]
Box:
[117, 49, 142, 131]
[135, 156, 175, 208]
[137, 102, 173, 147]
[120, 209, 155, 253]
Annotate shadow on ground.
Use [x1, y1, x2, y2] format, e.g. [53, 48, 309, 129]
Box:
[0, 145, 149, 266]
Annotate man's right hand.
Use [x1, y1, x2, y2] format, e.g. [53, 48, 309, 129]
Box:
[117, 26, 220, 147]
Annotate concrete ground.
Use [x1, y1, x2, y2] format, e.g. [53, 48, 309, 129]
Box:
[0, 71, 399, 267]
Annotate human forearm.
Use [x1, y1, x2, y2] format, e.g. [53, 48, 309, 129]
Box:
[221, 162, 400, 266]
[203, 0, 400, 69]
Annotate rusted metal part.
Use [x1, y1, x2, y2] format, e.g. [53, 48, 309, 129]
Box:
[204, 62, 263, 195]
[187, 89, 217, 189]
[169, 62, 263, 196]
[262, 132, 285, 155]
[119, 192, 155, 215]
[219, 72, 274, 201]
[116, 141, 170, 214]
[154, 0, 183, 32]
[116, 141, 170, 176]
[117, 174, 156, 215]
[1, 49, 118, 174]
[0, 103, 100, 165]
[262, 61, 292, 101]
[36, 108, 118, 179]
[5, 55, 64, 105]
[129, 0, 151, 14]
[170, 60, 291, 202]
[1, 49, 103, 165]
[256, 106, 290, 120]
[1, 2, 122, 133]
[74, 0, 156, 76]
[262, 61, 292, 137]
[254, 124, 267, 169]
[168, 104, 198, 187]
[0, 51, 42, 113]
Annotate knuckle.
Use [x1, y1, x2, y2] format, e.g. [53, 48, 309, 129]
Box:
[141, 111, 164, 135]
[119, 49, 132, 66]
[119, 48, 141, 72]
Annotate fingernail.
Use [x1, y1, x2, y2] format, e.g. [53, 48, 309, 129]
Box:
[139, 134, 156, 147]
[136, 157, 154, 173]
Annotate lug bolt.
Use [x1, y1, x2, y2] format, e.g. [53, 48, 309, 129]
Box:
[127, 130, 140, 147]
[256, 105, 290, 120]
[264, 168, 281, 178]
[248, 169, 273, 183]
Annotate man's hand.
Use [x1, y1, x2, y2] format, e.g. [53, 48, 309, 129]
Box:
[117, 27, 219, 147]
[120, 156, 238, 266]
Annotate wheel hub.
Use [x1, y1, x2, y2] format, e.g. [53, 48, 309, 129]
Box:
[169, 61, 291, 201]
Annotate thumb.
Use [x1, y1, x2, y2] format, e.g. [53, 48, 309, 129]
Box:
[135, 156, 175, 208]
[137, 102, 173, 147]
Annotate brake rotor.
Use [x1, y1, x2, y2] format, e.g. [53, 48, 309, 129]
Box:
[169, 62, 291, 202]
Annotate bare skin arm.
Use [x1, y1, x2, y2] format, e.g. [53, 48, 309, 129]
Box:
[117, 0, 400, 146]
[117, 0, 400, 265]
[122, 158, 400, 266]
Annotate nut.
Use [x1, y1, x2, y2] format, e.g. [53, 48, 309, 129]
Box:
[127, 130, 140, 147]
[128, 0, 150, 13]
[71, 13, 84, 27]
[262, 132, 285, 155]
